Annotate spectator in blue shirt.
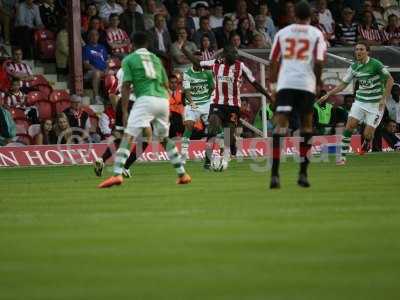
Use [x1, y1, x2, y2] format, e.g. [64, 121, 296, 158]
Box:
[83, 29, 109, 104]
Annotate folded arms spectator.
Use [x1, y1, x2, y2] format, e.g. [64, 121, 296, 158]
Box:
[106, 13, 132, 58]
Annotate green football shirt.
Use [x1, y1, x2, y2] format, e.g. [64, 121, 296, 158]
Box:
[183, 68, 214, 105]
[122, 48, 169, 99]
[342, 57, 390, 103]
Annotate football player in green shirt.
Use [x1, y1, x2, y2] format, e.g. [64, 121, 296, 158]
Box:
[319, 42, 394, 164]
[99, 32, 191, 188]
[181, 51, 214, 162]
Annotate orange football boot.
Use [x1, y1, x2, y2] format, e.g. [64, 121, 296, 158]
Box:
[98, 175, 123, 188]
[176, 173, 192, 184]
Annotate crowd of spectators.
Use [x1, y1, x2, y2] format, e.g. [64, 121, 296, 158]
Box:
[1, 0, 400, 147]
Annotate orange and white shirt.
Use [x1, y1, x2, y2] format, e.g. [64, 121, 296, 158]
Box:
[270, 24, 327, 94]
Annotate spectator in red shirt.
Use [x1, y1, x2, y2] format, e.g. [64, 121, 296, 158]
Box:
[106, 13, 132, 58]
[4, 48, 35, 88]
[384, 14, 400, 45]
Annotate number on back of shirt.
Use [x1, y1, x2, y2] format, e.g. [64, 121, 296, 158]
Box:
[283, 38, 310, 60]
[141, 54, 156, 79]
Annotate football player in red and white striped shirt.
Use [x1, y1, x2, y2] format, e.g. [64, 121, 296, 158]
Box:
[269, 0, 327, 189]
[180, 42, 270, 169]
[106, 14, 132, 57]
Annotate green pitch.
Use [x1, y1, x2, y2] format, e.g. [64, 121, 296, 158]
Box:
[0, 153, 399, 300]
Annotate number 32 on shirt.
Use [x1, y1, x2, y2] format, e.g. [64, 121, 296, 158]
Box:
[283, 38, 310, 60]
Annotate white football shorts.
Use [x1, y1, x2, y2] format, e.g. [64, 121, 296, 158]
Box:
[125, 96, 169, 138]
[349, 100, 384, 129]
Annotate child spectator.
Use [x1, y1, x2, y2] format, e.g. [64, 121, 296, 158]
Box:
[106, 13, 132, 58]
[5, 78, 39, 124]
[34, 119, 57, 145]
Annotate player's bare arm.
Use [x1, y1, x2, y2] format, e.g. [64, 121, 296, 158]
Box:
[184, 89, 197, 109]
[318, 82, 348, 103]
[243, 72, 271, 100]
[121, 81, 131, 127]
[314, 60, 324, 96]
[380, 74, 394, 111]
[268, 58, 280, 103]
[178, 41, 202, 69]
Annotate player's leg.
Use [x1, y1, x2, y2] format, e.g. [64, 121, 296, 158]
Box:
[204, 108, 222, 169]
[152, 97, 191, 184]
[270, 90, 291, 189]
[122, 128, 152, 177]
[226, 108, 239, 158]
[338, 101, 365, 164]
[270, 112, 289, 189]
[298, 111, 313, 188]
[94, 130, 122, 177]
[181, 120, 194, 161]
[98, 99, 152, 188]
[360, 107, 384, 154]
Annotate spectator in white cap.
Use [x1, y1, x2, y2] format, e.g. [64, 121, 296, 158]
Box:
[63, 95, 91, 137]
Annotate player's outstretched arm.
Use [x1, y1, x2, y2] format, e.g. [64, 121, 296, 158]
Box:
[178, 41, 201, 69]
[318, 82, 348, 103]
[243, 70, 271, 101]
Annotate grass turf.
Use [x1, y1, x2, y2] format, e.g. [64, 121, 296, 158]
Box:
[0, 153, 399, 300]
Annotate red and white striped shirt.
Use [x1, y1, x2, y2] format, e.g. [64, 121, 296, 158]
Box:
[5, 91, 26, 108]
[201, 49, 215, 61]
[106, 28, 132, 54]
[4, 60, 33, 78]
[200, 59, 255, 107]
[358, 25, 386, 43]
[270, 24, 327, 94]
